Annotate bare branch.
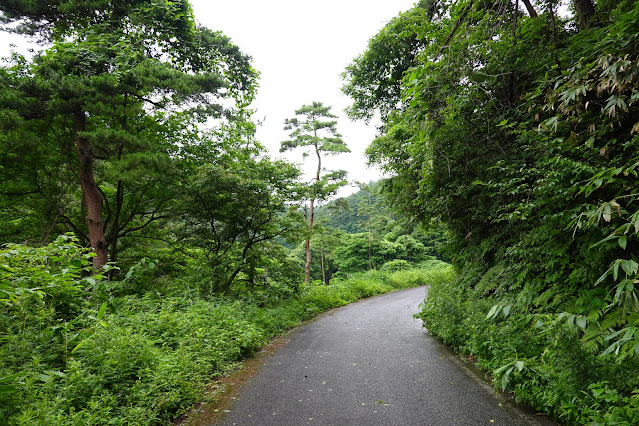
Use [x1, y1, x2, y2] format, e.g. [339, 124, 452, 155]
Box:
[434, 0, 476, 62]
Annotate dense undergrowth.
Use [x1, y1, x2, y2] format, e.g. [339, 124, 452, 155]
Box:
[418, 276, 639, 425]
[344, 1, 639, 424]
[0, 235, 451, 425]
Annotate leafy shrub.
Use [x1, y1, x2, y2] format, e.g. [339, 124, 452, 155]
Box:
[381, 259, 411, 271]
[417, 273, 639, 424]
[2, 236, 442, 425]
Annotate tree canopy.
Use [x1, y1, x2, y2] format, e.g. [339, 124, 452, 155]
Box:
[0, 0, 258, 268]
[2, 0, 639, 423]
[344, 0, 639, 423]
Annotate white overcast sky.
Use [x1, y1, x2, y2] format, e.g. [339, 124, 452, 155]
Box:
[1, 1, 418, 194]
[190, 0, 418, 192]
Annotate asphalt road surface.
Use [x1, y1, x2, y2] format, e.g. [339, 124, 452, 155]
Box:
[217, 286, 554, 426]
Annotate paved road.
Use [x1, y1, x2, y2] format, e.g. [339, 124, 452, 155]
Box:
[217, 287, 553, 426]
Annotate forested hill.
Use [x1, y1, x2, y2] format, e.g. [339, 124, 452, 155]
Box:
[342, 0, 639, 424]
[315, 182, 414, 233]
[291, 182, 447, 283]
[316, 185, 378, 234]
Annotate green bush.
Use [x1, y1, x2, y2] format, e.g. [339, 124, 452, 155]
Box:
[417, 273, 639, 425]
[1, 237, 444, 425]
[381, 259, 411, 271]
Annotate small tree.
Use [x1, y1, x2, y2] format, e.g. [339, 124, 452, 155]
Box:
[280, 102, 350, 284]
[176, 127, 304, 291]
[314, 206, 350, 284]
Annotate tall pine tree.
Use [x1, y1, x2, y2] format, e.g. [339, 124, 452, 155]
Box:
[280, 102, 349, 283]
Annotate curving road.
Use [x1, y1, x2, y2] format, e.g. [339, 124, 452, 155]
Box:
[214, 286, 554, 426]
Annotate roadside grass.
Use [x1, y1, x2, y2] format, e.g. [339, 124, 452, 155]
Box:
[417, 272, 639, 425]
[0, 238, 450, 425]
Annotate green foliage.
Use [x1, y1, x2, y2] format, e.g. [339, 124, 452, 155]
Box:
[308, 182, 448, 283]
[0, 0, 196, 48]
[174, 127, 305, 291]
[1, 235, 440, 424]
[0, 0, 258, 267]
[345, 0, 639, 423]
[381, 259, 412, 272]
[390, 262, 453, 289]
[0, 1, 456, 424]
[417, 275, 639, 424]
[280, 101, 350, 204]
[342, 0, 443, 122]
[315, 183, 380, 234]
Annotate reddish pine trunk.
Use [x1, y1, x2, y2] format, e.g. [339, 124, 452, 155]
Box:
[304, 142, 322, 284]
[304, 198, 314, 284]
[74, 111, 108, 269]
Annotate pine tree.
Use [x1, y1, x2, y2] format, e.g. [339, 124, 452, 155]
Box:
[281, 102, 350, 283]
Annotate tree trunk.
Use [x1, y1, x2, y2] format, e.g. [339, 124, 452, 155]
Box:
[74, 111, 108, 269]
[572, 0, 595, 28]
[509, 0, 519, 104]
[304, 199, 314, 284]
[367, 220, 373, 270]
[304, 142, 322, 284]
[223, 240, 254, 291]
[521, 0, 537, 17]
[320, 243, 326, 284]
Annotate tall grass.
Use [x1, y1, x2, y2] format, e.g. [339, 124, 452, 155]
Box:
[1, 239, 450, 425]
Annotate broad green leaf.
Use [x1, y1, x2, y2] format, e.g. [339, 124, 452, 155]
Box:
[71, 341, 85, 354]
[603, 204, 612, 222]
[613, 282, 627, 304]
[621, 327, 636, 343]
[621, 260, 638, 276]
[96, 302, 107, 320]
[601, 341, 619, 357]
[502, 305, 511, 317]
[576, 316, 587, 330]
[36, 374, 52, 383]
[501, 366, 514, 390]
[590, 233, 618, 249]
[486, 304, 499, 319]
[618, 236, 627, 249]
[494, 364, 512, 375]
[613, 261, 621, 281]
